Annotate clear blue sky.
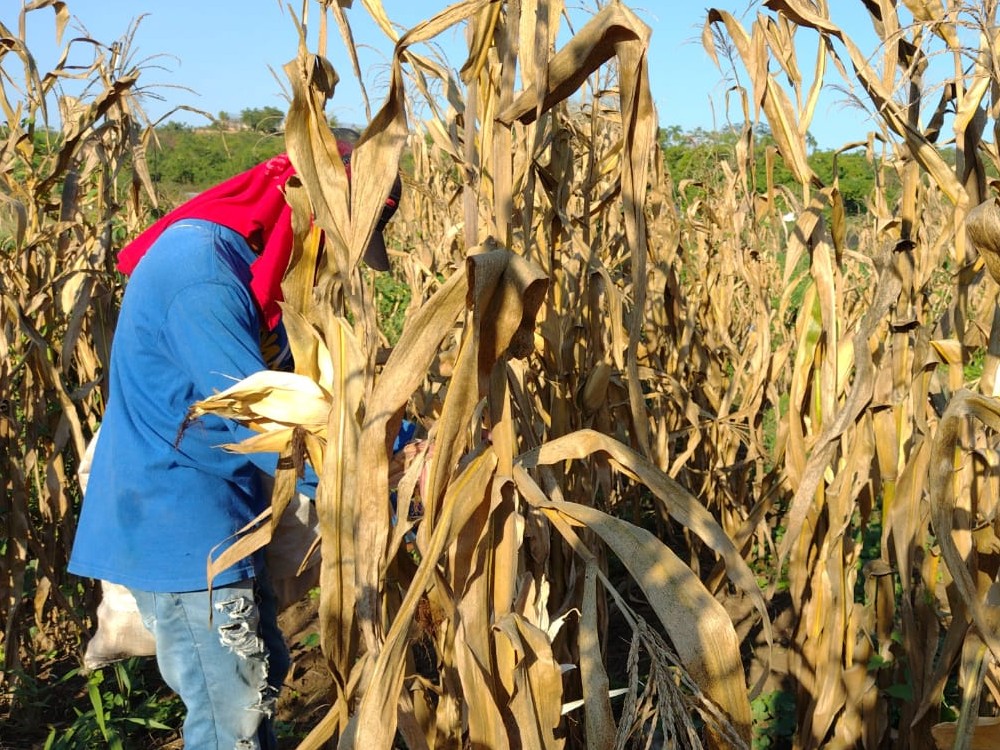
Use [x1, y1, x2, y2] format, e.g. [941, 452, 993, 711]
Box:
[13, 1, 887, 150]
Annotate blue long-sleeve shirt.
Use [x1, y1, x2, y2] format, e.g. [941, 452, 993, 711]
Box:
[70, 220, 313, 592]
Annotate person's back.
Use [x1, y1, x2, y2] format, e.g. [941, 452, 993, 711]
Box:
[70, 219, 273, 593]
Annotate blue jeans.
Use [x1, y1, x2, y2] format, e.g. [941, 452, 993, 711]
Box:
[129, 575, 290, 750]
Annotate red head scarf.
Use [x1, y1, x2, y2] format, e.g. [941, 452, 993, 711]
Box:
[118, 140, 402, 329]
[117, 153, 299, 329]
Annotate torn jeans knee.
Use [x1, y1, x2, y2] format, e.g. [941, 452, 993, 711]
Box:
[216, 593, 279, 719]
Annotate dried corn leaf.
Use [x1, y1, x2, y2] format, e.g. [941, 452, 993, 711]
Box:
[763, 0, 965, 204]
[493, 611, 564, 749]
[350, 449, 500, 748]
[283, 52, 351, 270]
[929, 390, 1000, 665]
[520, 487, 751, 746]
[454, 620, 509, 748]
[280, 193, 325, 318]
[932, 717, 1000, 750]
[705, 9, 816, 188]
[316, 309, 367, 682]
[580, 560, 615, 747]
[777, 243, 902, 575]
[519, 428, 770, 644]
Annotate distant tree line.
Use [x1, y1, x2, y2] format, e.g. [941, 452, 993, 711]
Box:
[214, 106, 287, 134]
[659, 123, 906, 216]
[141, 119, 907, 213]
[147, 126, 285, 197]
[145, 109, 344, 198]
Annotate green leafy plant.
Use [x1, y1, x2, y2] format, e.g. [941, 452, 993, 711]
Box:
[374, 270, 413, 346]
[42, 659, 180, 750]
[751, 690, 796, 749]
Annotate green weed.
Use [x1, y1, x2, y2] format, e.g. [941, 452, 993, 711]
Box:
[40, 658, 180, 749]
[375, 271, 412, 346]
[751, 689, 796, 749]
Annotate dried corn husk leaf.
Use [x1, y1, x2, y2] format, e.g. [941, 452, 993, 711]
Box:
[931, 717, 1000, 750]
[966, 198, 1000, 286]
[278, 302, 336, 392]
[0, 191, 27, 248]
[519, 482, 751, 746]
[579, 360, 612, 413]
[349, 449, 500, 748]
[929, 390, 1000, 665]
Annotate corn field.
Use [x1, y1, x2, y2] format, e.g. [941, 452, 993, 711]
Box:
[9, 0, 1000, 748]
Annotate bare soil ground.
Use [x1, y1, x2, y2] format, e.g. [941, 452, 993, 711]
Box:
[274, 595, 339, 748]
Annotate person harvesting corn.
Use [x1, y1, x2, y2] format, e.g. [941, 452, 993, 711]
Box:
[69, 132, 403, 750]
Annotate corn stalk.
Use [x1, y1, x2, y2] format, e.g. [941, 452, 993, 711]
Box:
[708, 2, 1000, 748]
[0, 1, 156, 688]
[192, 1, 772, 747]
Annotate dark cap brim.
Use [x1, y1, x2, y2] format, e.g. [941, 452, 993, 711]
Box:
[363, 230, 390, 271]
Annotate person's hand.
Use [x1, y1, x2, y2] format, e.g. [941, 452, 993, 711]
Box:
[388, 439, 432, 490]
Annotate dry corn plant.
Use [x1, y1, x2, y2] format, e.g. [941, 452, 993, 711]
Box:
[190, 1, 778, 748]
[0, 2, 158, 691]
[706, 2, 1000, 748]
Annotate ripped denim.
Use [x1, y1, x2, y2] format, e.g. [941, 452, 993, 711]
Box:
[130, 574, 290, 750]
